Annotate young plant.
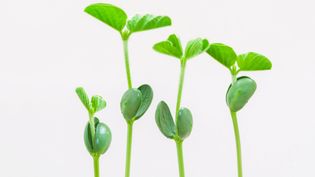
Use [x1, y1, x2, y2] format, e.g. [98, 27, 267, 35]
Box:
[153, 34, 209, 177]
[75, 87, 112, 177]
[84, 3, 170, 177]
[206, 43, 272, 177]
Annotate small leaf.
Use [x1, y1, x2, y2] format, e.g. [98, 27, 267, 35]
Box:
[91, 95, 106, 113]
[153, 34, 183, 59]
[177, 107, 193, 140]
[120, 89, 142, 121]
[155, 101, 176, 139]
[84, 118, 112, 155]
[85, 3, 127, 31]
[75, 87, 91, 112]
[226, 76, 257, 112]
[184, 38, 209, 60]
[237, 52, 272, 71]
[127, 14, 171, 33]
[207, 43, 237, 68]
[135, 84, 153, 119]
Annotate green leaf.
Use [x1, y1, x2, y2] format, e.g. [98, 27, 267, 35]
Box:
[226, 76, 257, 112]
[237, 52, 272, 71]
[207, 43, 237, 68]
[120, 89, 142, 122]
[155, 101, 176, 139]
[135, 84, 153, 119]
[75, 87, 91, 112]
[184, 38, 209, 60]
[127, 14, 171, 33]
[84, 3, 127, 32]
[153, 34, 183, 59]
[91, 95, 106, 113]
[84, 118, 112, 155]
[177, 107, 193, 140]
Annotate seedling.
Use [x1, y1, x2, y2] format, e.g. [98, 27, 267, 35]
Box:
[84, 3, 170, 177]
[75, 87, 112, 177]
[206, 43, 272, 177]
[154, 34, 209, 177]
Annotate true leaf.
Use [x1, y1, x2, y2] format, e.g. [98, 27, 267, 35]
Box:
[75, 87, 91, 112]
[184, 38, 209, 60]
[207, 43, 237, 68]
[237, 52, 272, 71]
[155, 101, 176, 139]
[153, 34, 183, 59]
[91, 95, 106, 113]
[85, 3, 127, 31]
[177, 107, 193, 140]
[135, 84, 153, 119]
[120, 89, 142, 121]
[127, 14, 171, 33]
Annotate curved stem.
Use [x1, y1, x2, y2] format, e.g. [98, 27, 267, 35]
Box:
[125, 121, 134, 177]
[93, 155, 100, 177]
[230, 111, 243, 177]
[123, 40, 133, 89]
[176, 141, 185, 177]
[175, 61, 187, 121]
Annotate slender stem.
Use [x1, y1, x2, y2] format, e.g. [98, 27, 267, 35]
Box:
[174, 60, 187, 177]
[176, 141, 185, 177]
[175, 61, 187, 121]
[125, 121, 134, 177]
[123, 40, 133, 89]
[89, 113, 96, 147]
[230, 111, 243, 177]
[93, 155, 100, 177]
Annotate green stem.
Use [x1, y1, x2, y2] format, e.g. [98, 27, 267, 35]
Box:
[175, 60, 187, 120]
[125, 121, 134, 177]
[93, 155, 100, 177]
[123, 40, 133, 89]
[174, 60, 187, 177]
[89, 113, 96, 147]
[176, 141, 185, 177]
[230, 111, 243, 177]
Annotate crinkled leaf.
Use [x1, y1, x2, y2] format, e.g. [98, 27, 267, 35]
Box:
[75, 87, 91, 112]
[237, 52, 272, 71]
[91, 95, 106, 113]
[155, 101, 176, 139]
[127, 14, 171, 33]
[177, 107, 193, 140]
[207, 43, 237, 68]
[135, 84, 153, 119]
[85, 3, 127, 31]
[120, 88, 142, 121]
[184, 38, 209, 60]
[226, 76, 257, 112]
[153, 34, 183, 59]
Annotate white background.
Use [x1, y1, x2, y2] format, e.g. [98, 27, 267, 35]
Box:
[1, 0, 315, 177]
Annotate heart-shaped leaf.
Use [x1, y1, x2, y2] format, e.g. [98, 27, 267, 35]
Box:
[155, 101, 176, 139]
[153, 34, 183, 59]
[135, 84, 153, 119]
[120, 88, 142, 122]
[85, 3, 127, 32]
[176, 107, 193, 140]
[226, 76, 257, 112]
[91, 95, 106, 113]
[237, 52, 272, 71]
[127, 14, 171, 33]
[207, 43, 237, 68]
[84, 118, 112, 155]
[75, 87, 91, 112]
[184, 38, 209, 60]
